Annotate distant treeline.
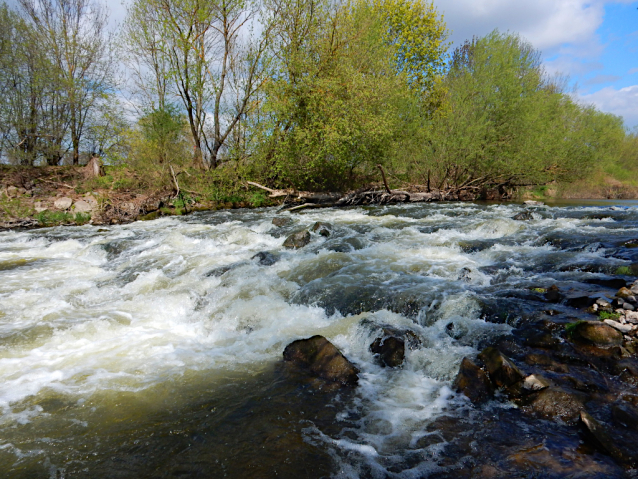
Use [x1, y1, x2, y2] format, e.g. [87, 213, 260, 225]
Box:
[0, 0, 635, 194]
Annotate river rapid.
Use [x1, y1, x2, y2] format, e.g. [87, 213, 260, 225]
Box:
[2, 201, 638, 478]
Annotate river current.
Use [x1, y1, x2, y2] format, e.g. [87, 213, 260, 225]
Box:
[1, 201, 638, 478]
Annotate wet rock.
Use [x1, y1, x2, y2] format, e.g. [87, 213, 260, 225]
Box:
[283, 230, 311, 249]
[580, 411, 632, 464]
[595, 298, 613, 312]
[283, 335, 359, 385]
[458, 267, 472, 282]
[522, 331, 560, 349]
[272, 217, 292, 227]
[584, 277, 626, 290]
[544, 285, 562, 303]
[623, 302, 635, 311]
[445, 321, 469, 340]
[54, 197, 73, 210]
[251, 251, 279, 266]
[612, 403, 638, 430]
[453, 357, 494, 404]
[478, 347, 524, 389]
[522, 374, 550, 392]
[570, 321, 623, 347]
[311, 222, 331, 237]
[624, 239, 638, 248]
[565, 295, 596, 309]
[370, 336, 405, 368]
[527, 387, 584, 422]
[139, 211, 161, 221]
[512, 211, 533, 221]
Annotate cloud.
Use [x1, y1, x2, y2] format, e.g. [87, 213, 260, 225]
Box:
[629, 67, 638, 75]
[579, 85, 638, 127]
[584, 74, 622, 86]
[439, 0, 606, 53]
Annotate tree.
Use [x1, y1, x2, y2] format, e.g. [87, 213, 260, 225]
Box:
[18, 0, 117, 165]
[410, 31, 622, 191]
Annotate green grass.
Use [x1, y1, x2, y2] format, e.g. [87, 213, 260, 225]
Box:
[35, 210, 91, 226]
[598, 311, 621, 321]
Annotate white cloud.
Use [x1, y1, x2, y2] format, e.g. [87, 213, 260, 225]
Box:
[579, 85, 638, 127]
[439, 0, 607, 53]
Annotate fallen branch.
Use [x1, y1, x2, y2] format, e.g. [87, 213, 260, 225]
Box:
[169, 164, 180, 198]
[39, 178, 75, 189]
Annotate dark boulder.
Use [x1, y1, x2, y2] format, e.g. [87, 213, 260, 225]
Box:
[569, 321, 623, 347]
[544, 284, 562, 303]
[478, 347, 524, 389]
[272, 217, 292, 227]
[283, 335, 359, 385]
[311, 222, 332, 237]
[370, 336, 405, 368]
[283, 230, 311, 249]
[453, 357, 494, 404]
[251, 251, 279, 266]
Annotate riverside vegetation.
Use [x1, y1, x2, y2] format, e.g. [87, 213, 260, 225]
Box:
[1, 0, 638, 227]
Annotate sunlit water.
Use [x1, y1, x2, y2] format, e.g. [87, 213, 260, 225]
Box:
[1, 202, 638, 478]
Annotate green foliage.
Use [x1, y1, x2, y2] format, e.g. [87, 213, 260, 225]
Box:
[371, 0, 448, 92]
[407, 31, 626, 190]
[598, 311, 621, 321]
[249, 192, 268, 207]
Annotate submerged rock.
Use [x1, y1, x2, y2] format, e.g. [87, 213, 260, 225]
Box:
[570, 321, 623, 347]
[478, 347, 524, 389]
[527, 387, 584, 422]
[283, 335, 359, 385]
[544, 284, 562, 303]
[512, 211, 533, 221]
[283, 230, 311, 249]
[251, 251, 279, 266]
[453, 357, 494, 404]
[311, 222, 331, 237]
[370, 336, 405, 368]
[272, 217, 291, 227]
[580, 411, 633, 464]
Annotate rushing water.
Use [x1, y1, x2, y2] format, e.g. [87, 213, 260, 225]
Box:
[1, 201, 638, 478]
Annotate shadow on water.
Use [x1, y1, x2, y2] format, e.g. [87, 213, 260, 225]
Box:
[1, 363, 350, 479]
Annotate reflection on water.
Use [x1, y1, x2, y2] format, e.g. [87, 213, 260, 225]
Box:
[1, 201, 638, 477]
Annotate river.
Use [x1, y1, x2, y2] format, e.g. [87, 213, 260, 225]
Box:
[1, 201, 638, 478]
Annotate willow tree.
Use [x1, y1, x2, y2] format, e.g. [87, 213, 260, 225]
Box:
[411, 31, 621, 191]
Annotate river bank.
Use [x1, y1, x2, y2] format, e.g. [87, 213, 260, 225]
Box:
[2, 165, 638, 230]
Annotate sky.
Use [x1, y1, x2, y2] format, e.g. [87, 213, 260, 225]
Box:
[72, 0, 638, 129]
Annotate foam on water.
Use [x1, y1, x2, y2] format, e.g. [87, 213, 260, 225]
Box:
[1, 202, 638, 476]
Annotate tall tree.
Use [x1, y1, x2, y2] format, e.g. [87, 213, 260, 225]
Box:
[18, 0, 117, 165]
